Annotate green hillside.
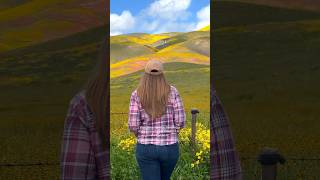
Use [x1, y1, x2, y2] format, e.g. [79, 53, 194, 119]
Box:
[0, 25, 107, 86]
[110, 62, 210, 113]
[224, 0, 320, 11]
[213, 1, 320, 28]
[1, 0, 320, 178]
[199, 25, 210, 31]
[110, 30, 210, 78]
[212, 2, 320, 178]
[213, 1, 320, 178]
[110, 41, 155, 64]
[0, 0, 105, 53]
[0, 0, 31, 10]
[110, 33, 179, 63]
[0, 24, 107, 178]
[180, 37, 210, 56]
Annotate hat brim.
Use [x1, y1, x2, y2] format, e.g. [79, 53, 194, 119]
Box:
[146, 71, 163, 75]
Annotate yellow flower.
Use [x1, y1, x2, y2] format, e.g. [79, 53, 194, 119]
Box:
[118, 135, 136, 152]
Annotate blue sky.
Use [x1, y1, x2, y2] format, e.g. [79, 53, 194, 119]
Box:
[110, 0, 210, 36]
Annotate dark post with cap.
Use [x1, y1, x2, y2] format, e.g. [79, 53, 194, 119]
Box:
[257, 147, 286, 180]
[191, 108, 199, 155]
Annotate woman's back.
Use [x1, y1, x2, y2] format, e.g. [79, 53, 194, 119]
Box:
[130, 59, 184, 180]
[128, 85, 185, 145]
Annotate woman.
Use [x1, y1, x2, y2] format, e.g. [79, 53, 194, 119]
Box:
[128, 59, 186, 180]
[60, 37, 110, 179]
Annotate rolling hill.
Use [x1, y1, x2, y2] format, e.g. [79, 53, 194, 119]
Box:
[1, 0, 320, 178]
[110, 29, 210, 78]
[110, 33, 175, 63]
[213, 1, 320, 28]
[199, 25, 210, 31]
[0, 25, 107, 86]
[213, 0, 320, 159]
[212, 1, 320, 178]
[225, 0, 320, 11]
[110, 62, 210, 113]
[0, 0, 105, 53]
[0, 0, 30, 10]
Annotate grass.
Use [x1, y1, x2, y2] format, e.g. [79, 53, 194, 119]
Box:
[110, 62, 210, 113]
[0, 83, 84, 179]
[110, 51, 209, 78]
[0, 0, 66, 22]
[110, 42, 154, 64]
[199, 25, 210, 31]
[214, 23, 320, 156]
[1, 1, 320, 178]
[0, 0, 31, 11]
[213, 1, 320, 178]
[213, 1, 320, 27]
[110, 60, 210, 178]
[0, 21, 210, 178]
[110, 30, 209, 66]
[0, 0, 104, 53]
[0, 25, 106, 178]
[110, 111, 210, 179]
[110, 30, 210, 78]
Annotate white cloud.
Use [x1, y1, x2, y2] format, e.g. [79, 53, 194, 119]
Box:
[141, 20, 160, 32]
[195, 4, 210, 30]
[134, 0, 194, 33]
[110, 10, 135, 36]
[146, 0, 192, 21]
[110, 1, 210, 34]
[154, 21, 196, 34]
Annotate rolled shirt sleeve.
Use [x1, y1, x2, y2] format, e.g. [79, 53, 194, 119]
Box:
[173, 87, 186, 131]
[211, 88, 242, 179]
[61, 91, 110, 179]
[128, 90, 140, 136]
[60, 94, 96, 180]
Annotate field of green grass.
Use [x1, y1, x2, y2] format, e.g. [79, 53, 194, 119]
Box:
[0, 0, 104, 53]
[0, 25, 106, 178]
[1, 0, 320, 179]
[213, 1, 320, 178]
[109, 26, 210, 178]
[110, 62, 210, 113]
[109, 62, 210, 178]
[0, 16, 211, 178]
[213, 1, 320, 27]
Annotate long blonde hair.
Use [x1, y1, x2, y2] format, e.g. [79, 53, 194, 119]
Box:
[137, 73, 171, 119]
[84, 37, 109, 151]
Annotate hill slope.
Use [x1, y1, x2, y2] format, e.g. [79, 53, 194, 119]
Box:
[0, 0, 31, 11]
[110, 30, 210, 78]
[213, 1, 320, 159]
[213, 1, 320, 28]
[110, 62, 210, 112]
[0, 25, 107, 86]
[0, 0, 105, 53]
[229, 0, 320, 11]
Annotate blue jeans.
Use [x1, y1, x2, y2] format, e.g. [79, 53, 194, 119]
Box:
[135, 142, 179, 180]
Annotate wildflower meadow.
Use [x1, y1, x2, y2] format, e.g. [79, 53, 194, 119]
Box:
[110, 113, 210, 179]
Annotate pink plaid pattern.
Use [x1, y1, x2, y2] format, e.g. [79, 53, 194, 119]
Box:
[60, 90, 109, 180]
[211, 87, 242, 179]
[128, 85, 186, 145]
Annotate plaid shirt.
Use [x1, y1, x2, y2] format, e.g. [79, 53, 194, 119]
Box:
[60, 90, 110, 180]
[211, 87, 242, 179]
[128, 85, 186, 145]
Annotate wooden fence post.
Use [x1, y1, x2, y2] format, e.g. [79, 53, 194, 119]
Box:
[191, 108, 199, 155]
[257, 147, 286, 180]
